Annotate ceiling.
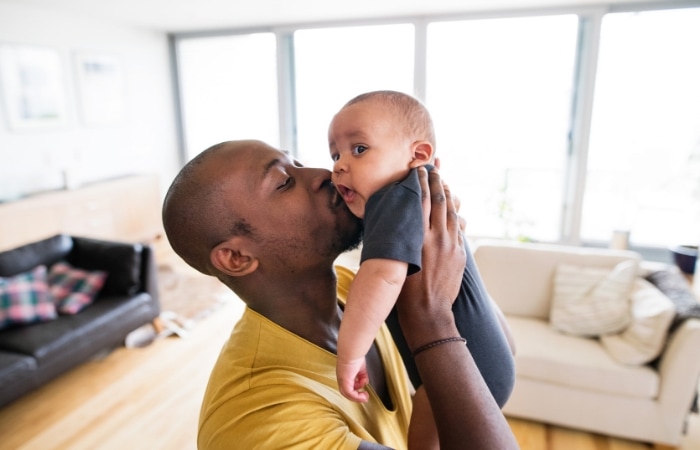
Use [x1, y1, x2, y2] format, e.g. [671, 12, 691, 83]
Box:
[0, 0, 660, 33]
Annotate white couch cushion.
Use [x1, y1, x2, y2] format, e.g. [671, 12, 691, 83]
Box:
[508, 316, 659, 399]
[600, 278, 675, 365]
[550, 260, 636, 336]
[473, 240, 641, 320]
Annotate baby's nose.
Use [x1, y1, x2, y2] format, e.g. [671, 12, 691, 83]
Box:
[333, 157, 347, 173]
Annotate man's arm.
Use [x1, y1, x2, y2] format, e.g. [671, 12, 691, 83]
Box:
[397, 167, 519, 450]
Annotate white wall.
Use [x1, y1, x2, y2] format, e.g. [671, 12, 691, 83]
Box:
[0, 3, 180, 201]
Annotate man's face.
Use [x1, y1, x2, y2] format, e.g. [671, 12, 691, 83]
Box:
[211, 141, 362, 271]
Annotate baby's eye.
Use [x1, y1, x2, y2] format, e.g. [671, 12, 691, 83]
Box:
[330, 153, 339, 162]
[352, 145, 368, 155]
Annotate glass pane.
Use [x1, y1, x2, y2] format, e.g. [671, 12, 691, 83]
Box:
[294, 24, 414, 169]
[176, 33, 279, 160]
[584, 8, 700, 247]
[426, 15, 579, 241]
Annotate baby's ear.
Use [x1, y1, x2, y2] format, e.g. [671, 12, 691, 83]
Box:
[210, 238, 259, 277]
[410, 141, 434, 168]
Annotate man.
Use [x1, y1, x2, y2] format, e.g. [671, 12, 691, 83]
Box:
[162, 140, 518, 449]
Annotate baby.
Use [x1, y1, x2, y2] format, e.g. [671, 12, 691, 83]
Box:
[329, 91, 515, 417]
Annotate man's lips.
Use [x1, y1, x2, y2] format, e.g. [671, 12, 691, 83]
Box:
[327, 181, 345, 208]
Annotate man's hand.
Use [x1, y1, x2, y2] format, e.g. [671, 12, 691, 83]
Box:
[397, 166, 465, 350]
[396, 166, 519, 450]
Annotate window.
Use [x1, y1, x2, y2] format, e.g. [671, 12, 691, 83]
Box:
[293, 24, 414, 169]
[583, 8, 700, 247]
[171, 5, 699, 261]
[175, 33, 279, 161]
[426, 15, 579, 241]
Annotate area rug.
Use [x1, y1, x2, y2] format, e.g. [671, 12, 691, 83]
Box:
[123, 258, 239, 348]
[156, 262, 238, 326]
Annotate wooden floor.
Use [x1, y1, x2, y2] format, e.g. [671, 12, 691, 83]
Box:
[1, 299, 699, 450]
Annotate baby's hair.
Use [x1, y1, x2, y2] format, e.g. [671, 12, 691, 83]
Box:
[344, 90, 436, 148]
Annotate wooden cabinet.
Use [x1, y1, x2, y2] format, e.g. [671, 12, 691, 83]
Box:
[0, 175, 165, 254]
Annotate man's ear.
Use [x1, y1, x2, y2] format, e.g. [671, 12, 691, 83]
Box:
[409, 141, 434, 169]
[210, 238, 259, 277]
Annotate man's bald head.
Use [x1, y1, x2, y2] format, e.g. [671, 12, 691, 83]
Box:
[162, 140, 260, 275]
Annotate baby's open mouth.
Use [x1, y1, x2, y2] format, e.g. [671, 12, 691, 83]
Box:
[335, 184, 356, 203]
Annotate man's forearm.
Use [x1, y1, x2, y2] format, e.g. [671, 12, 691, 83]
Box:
[411, 322, 519, 450]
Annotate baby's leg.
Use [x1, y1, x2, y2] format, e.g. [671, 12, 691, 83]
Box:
[452, 241, 515, 408]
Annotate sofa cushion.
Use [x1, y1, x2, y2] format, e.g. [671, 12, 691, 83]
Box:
[0, 292, 155, 367]
[48, 262, 107, 314]
[550, 260, 636, 336]
[0, 351, 38, 407]
[67, 237, 143, 296]
[0, 234, 72, 277]
[508, 316, 659, 399]
[472, 240, 641, 320]
[600, 278, 675, 365]
[0, 265, 57, 330]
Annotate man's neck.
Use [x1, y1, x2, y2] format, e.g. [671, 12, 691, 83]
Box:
[243, 266, 342, 353]
[240, 266, 392, 408]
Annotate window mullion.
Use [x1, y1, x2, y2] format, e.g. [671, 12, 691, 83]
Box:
[413, 20, 428, 102]
[276, 32, 297, 156]
[560, 10, 605, 245]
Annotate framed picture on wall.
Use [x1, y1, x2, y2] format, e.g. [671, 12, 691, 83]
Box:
[74, 52, 126, 125]
[0, 44, 68, 130]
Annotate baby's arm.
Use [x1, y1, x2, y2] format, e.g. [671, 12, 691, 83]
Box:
[337, 258, 408, 402]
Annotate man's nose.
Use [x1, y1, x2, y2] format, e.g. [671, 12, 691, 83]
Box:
[301, 166, 333, 191]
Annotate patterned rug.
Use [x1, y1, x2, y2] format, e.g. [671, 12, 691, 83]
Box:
[156, 262, 238, 326]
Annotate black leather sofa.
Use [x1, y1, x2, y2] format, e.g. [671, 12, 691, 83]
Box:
[0, 234, 160, 408]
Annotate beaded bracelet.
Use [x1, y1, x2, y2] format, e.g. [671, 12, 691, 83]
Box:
[411, 337, 467, 358]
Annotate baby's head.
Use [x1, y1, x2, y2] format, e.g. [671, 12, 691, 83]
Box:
[328, 90, 435, 218]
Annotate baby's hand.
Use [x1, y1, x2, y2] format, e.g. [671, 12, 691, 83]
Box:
[336, 356, 370, 403]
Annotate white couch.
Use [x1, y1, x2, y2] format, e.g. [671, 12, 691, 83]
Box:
[472, 239, 700, 447]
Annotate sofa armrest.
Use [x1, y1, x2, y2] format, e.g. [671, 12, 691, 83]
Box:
[67, 237, 144, 296]
[657, 318, 700, 414]
[140, 245, 160, 310]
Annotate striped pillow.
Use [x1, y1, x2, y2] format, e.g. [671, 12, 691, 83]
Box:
[0, 265, 57, 329]
[48, 262, 107, 315]
[550, 260, 636, 337]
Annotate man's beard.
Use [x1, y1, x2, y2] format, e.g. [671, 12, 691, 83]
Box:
[331, 203, 362, 256]
[340, 220, 363, 254]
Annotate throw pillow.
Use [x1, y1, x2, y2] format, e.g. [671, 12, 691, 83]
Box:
[0, 265, 57, 329]
[600, 278, 675, 365]
[48, 262, 107, 315]
[645, 269, 700, 332]
[550, 259, 636, 337]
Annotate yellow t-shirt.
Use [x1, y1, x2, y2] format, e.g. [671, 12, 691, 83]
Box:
[198, 265, 412, 449]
